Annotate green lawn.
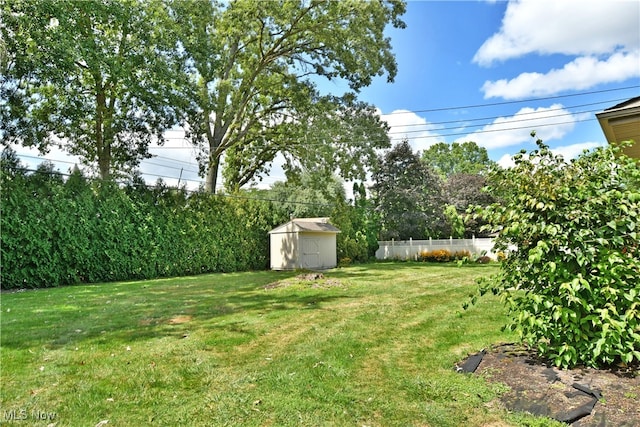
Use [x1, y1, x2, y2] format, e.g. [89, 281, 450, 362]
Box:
[1, 263, 560, 426]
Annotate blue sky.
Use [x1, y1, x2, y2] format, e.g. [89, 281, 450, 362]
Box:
[12, 0, 640, 190]
[358, 0, 640, 168]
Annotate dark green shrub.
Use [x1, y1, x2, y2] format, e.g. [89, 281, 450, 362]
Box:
[0, 153, 282, 289]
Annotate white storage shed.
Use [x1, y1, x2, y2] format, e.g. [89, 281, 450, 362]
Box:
[268, 218, 340, 270]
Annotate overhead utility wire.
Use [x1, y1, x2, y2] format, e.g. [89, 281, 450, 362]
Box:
[386, 107, 602, 136]
[144, 114, 601, 150]
[149, 95, 627, 152]
[16, 152, 200, 176]
[382, 85, 640, 115]
[17, 154, 79, 165]
[387, 117, 596, 141]
[382, 97, 630, 130]
[12, 113, 602, 180]
[4, 165, 333, 208]
[11, 87, 633, 178]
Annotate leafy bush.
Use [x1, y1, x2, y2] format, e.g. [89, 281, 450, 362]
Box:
[419, 249, 451, 262]
[418, 249, 471, 262]
[469, 139, 640, 369]
[453, 250, 472, 260]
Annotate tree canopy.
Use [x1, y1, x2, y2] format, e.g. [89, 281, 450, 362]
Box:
[267, 172, 344, 219]
[444, 173, 495, 237]
[169, 0, 405, 192]
[2, 0, 406, 188]
[1, 0, 186, 179]
[421, 141, 495, 179]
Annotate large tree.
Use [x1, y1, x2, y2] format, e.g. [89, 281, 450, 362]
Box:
[372, 140, 446, 240]
[169, 0, 405, 193]
[1, 0, 185, 179]
[421, 141, 495, 179]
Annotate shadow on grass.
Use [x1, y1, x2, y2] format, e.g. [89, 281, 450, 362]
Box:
[0, 271, 354, 349]
[1, 262, 497, 350]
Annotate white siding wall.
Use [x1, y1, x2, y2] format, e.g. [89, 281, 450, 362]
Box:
[270, 231, 299, 270]
[270, 231, 337, 270]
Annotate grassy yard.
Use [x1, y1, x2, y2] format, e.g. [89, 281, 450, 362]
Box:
[1, 263, 559, 426]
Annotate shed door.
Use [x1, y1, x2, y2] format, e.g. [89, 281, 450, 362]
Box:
[301, 238, 320, 268]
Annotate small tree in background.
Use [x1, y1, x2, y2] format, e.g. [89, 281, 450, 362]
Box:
[444, 173, 495, 237]
[469, 136, 640, 369]
[421, 141, 495, 179]
[372, 140, 446, 240]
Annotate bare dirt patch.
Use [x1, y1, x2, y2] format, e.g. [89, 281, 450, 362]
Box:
[264, 273, 344, 290]
[459, 343, 640, 426]
[168, 315, 192, 325]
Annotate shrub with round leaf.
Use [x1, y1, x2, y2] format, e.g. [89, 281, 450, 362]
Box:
[469, 137, 640, 369]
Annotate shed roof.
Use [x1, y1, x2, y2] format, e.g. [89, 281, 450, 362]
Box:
[268, 217, 341, 234]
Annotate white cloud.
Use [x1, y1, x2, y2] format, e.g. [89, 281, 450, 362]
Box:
[474, 0, 640, 99]
[463, 104, 588, 149]
[381, 110, 442, 152]
[497, 153, 517, 169]
[497, 141, 603, 169]
[551, 141, 604, 159]
[482, 50, 640, 99]
[474, 0, 640, 66]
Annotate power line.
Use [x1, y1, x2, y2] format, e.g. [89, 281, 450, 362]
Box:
[7, 85, 635, 185]
[2, 165, 333, 207]
[388, 117, 597, 142]
[144, 93, 630, 151]
[386, 107, 599, 137]
[16, 154, 79, 166]
[382, 97, 630, 130]
[381, 85, 640, 115]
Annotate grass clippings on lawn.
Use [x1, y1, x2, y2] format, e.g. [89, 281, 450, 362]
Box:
[1, 263, 565, 426]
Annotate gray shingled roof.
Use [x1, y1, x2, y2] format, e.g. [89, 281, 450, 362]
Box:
[268, 217, 341, 234]
[292, 219, 341, 233]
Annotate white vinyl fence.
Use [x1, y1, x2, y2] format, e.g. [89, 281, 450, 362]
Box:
[375, 237, 498, 261]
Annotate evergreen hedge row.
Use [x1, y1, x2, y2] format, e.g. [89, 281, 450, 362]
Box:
[1, 157, 288, 289]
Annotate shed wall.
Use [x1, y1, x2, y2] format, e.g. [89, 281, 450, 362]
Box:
[269, 231, 337, 270]
[270, 231, 299, 270]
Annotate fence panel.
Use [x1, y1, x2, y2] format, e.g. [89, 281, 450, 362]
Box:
[375, 237, 498, 261]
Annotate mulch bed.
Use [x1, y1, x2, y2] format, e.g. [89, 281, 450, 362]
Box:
[457, 343, 640, 426]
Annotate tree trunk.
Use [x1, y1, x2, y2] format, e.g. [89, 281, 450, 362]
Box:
[95, 88, 111, 180]
[205, 154, 220, 193]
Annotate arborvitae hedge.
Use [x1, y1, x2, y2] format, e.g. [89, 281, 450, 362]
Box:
[1, 156, 288, 289]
